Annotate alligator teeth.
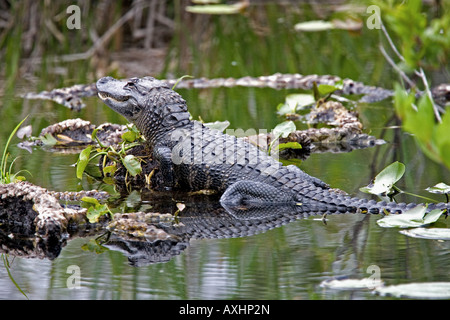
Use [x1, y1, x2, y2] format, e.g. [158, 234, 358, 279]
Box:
[98, 91, 109, 99]
[98, 91, 129, 102]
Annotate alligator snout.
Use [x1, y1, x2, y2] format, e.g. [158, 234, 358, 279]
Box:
[97, 76, 115, 85]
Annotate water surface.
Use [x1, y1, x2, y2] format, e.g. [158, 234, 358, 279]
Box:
[1, 1, 449, 301]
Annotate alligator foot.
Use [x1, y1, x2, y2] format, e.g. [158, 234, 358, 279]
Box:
[220, 180, 296, 205]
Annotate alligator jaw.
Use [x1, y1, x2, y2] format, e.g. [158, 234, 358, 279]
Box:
[97, 91, 129, 102]
[96, 76, 131, 111]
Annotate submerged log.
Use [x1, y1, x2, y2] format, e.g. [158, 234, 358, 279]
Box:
[20, 73, 450, 110]
[0, 181, 110, 259]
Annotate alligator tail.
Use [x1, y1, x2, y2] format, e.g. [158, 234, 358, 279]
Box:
[220, 180, 450, 216]
[298, 187, 449, 215]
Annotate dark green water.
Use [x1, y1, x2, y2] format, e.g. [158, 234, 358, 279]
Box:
[1, 90, 449, 300]
[1, 1, 449, 300]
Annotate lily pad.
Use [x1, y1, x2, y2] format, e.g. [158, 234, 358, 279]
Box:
[320, 277, 383, 290]
[186, 2, 247, 15]
[399, 227, 450, 240]
[375, 282, 450, 299]
[426, 182, 450, 194]
[376, 206, 443, 228]
[272, 121, 296, 139]
[294, 20, 335, 32]
[360, 161, 405, 196]
[277, 94, 315, 115]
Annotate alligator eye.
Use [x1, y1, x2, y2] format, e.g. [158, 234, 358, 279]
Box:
[124, 81, 136, 89]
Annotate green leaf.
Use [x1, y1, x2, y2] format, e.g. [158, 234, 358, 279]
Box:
[1, 116, 28, 178]
[277, 94, 315, 115]
[102, 164, 117, 176]
[273, 141, 302, 152]
[272, 121, 296, 139]
[86, 204, 110, 223]
[81, 196, 100, 206]
[121, 131, 137, 143]
[171, 75, 193, 90]
[122, 154, 142, 176]
[317, 84, 338, 96]
[91, 127, 106, 148]
[434, 111, 450, 168]
[426, 182, 450, 195]
[403, 94, 435, 143]
[40, 133, 58, 146]
[423, 209, 445, 225]
[393, 83, 416, 120]
[360, 161, 405, 196]
[76, 146, 92, 179]
[377, 206, 444, 228]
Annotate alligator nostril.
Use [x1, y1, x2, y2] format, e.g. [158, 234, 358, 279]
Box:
[98, 76, 113, 83]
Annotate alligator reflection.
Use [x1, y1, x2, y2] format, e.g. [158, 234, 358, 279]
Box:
[0, 191, 342, 267]
[104, 199, 331, 267]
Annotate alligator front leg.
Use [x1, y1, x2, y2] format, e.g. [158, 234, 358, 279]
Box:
[153, 145, 175, 190]
[220, 180, 296, 205]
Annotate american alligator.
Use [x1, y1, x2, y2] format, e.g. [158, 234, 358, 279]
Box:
[96, 76, 449, 215]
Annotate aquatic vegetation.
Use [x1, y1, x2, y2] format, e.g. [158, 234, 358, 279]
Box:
[376, 0, 449, 71]
[267, 120, 301, 156]
[360, 161, 450, 203]
[0, 117, 31, 299]
[76, 124, 144, 181]
[185, 1, 249, 15]
[81, 196, 112, 223]
[393, 85, 450, 169]
[375, 282, 450, 300]
[376, 205, 443, 229]
[0, 1, 448, 300]
[359, 161, 405, 201]
[426, 183, 450, 203]
[371, 0, 450, 168]
[360, 161, 449, 230]
[0, 117, 30, 184]
[1, 255, 28, 300]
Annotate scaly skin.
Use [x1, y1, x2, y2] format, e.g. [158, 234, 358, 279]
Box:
[96, 76, 448, 215]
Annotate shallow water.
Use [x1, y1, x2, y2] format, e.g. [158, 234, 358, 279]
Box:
[1, 93, 450, 300]
[2, 209, 450, 300]
[1, 1, 449, 301]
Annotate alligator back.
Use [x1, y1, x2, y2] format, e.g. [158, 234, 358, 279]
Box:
[96, 76, 449, 216]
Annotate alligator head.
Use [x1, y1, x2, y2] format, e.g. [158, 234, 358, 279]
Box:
[96, 76, 190, 142]
[96, 76, 170, 122]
